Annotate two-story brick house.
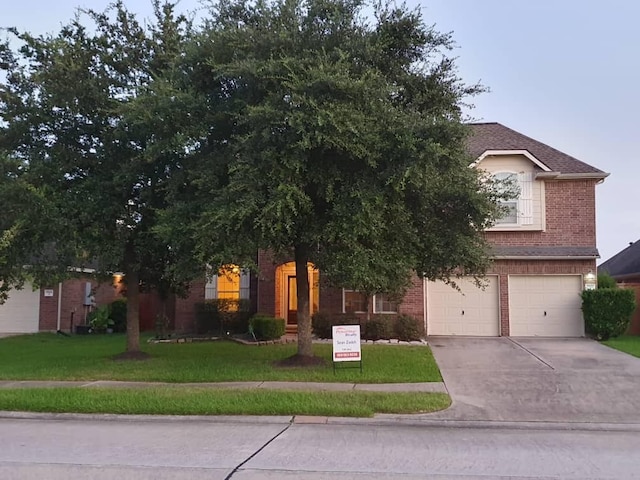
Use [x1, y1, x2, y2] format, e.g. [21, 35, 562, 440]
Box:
[0, 122, 608, 337]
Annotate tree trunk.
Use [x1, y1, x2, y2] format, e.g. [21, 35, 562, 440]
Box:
[125, 267, 140, 353]
[295, 244, 313, 357]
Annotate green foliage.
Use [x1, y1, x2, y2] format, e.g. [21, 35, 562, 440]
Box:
[394, 314, 424, 341]
[312, 312, 360, 339]
[195, 299, 252, 335]
[363, 315, 394, 341]
[597, 272, 618, 289]
[582, 289, 636, 340]
[109, 299, 127, 333]
[157, 0, 499, 357]
[249, 315, 286, 340]
[88, 306, 114, 332]
[0, 2, 199, 352]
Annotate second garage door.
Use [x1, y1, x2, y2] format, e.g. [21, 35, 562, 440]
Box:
[0, 283, 41, 334]
[509, 275, 584, 337]
[428, 276, 500, 336]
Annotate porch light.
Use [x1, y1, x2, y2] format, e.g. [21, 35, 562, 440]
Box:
[584, 271, 596, 290]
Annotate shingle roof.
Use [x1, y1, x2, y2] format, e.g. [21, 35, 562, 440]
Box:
[492, 246, 600, 258]
[598, 240, 640, 278]
[468, 123, 605, 175]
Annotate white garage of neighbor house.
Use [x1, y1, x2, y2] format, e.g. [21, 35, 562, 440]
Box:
[0, 283, 41, 334]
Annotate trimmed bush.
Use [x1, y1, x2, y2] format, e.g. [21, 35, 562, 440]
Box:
[597, 273, 618, 289]
[109, 299, 127, 333]
[312, 312, 360, 339]
[582, 288, 636, 340]
[195, 299, 252, 335]
[395, 314, 424, 341]
[250, 315, 285, 340]
[363, 315, 394, 341]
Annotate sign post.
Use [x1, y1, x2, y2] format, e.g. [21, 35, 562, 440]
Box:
[332, 325, 362, 373]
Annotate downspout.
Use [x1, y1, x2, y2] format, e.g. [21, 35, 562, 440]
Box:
[56, 282, 63, 331]
[422, 277, 427, 336]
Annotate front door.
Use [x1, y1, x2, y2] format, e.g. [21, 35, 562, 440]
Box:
[287, 275, 297, 326]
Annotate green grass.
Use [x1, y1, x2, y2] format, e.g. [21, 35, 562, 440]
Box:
[0, 333, 441, 383]
[0, 387, 450, 417]
[603, 335, 640, 358]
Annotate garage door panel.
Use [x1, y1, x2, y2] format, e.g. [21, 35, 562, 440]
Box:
[0, 283, 41, 333]
[428, 276, 499, 336]
[509, 275, 583, 337]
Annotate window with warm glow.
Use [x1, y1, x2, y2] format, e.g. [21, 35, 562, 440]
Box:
[205, 265, 250, 300]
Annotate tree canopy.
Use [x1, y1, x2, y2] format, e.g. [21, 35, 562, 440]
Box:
[158, 0, 504, 359]
[0, 1, 198, 354]
[1, 0, 505, 361]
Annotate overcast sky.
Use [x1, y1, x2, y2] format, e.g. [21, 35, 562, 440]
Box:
[3, 0, 638, 262]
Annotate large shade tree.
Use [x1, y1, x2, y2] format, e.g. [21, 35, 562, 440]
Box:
[161, 0, 505, 362]
[0, 1, 199, 355]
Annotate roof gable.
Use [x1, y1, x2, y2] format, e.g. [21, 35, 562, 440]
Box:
[599, 240, 640, 278]
[468, 123, 606, 175]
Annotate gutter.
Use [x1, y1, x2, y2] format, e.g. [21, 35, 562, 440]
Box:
[535, 172, 610, 181]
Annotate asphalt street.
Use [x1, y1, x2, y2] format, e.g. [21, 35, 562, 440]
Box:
[1, 415, 639, 479]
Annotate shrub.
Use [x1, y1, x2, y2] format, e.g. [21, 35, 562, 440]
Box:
[87, 305, 114, 332]
[250, 315, 285, 340]
[109, 299, 127, 333]
[582, 288, 636, 340]
[312, 312, 360, 339]
[195, 299, 252, 335]
[363, 315, 394, 341]
[597, 273, 618, 289]
[395, 314, 424, 341]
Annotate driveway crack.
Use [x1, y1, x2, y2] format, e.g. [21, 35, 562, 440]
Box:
[224, 421, 292, 479]
[508, 338, 555, 370]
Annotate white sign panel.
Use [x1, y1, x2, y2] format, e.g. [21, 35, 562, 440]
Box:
[332, 325, 361, 362]
[44, 289, 54, 297]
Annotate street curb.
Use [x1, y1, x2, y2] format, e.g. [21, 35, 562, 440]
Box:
[2, 410, 640, 433]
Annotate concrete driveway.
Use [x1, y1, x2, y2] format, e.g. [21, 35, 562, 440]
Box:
[428, 337, 640, 423]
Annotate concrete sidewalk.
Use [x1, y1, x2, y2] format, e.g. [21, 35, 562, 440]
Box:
[0, 379, 447, 393]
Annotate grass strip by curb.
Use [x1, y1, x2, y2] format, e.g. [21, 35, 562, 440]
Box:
[0, 388, 451, 418]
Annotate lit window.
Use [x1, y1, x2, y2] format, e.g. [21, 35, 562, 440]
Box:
[373, 294, 398, 314]
[205, 265, 250, 300]
[343, 290, 367, 313]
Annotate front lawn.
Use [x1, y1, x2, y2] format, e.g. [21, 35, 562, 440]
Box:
[0, 387, 450, 417]
[0, 333, 441, 383]
[603, 335, 640, 358]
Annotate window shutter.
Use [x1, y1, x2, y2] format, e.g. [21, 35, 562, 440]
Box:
[205, 275, 218, 300]
[518, 172, 533, 225]
[239, 269, 250, 299]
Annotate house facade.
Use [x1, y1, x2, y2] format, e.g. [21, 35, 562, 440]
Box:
[0, 122, 609, 337]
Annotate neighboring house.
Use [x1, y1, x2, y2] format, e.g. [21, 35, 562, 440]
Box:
[1, 122, 609, 337]
[598, 240, 640, 334]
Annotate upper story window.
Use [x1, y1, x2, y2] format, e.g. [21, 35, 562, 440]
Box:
[205, 265, 250, 300]
[492, 171, 533, 227]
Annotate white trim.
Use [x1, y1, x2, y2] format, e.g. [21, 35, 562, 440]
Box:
[472, 150, 551, 172]
[536, 172, 610, 180]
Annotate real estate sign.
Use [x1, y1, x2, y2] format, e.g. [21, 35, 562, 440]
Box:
[332, 325, 361, 362]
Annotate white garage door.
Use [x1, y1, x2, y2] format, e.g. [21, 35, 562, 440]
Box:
[428, 276, 500, 336]
[0, 283, 41, 333]
[509, 275, 583, 337]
